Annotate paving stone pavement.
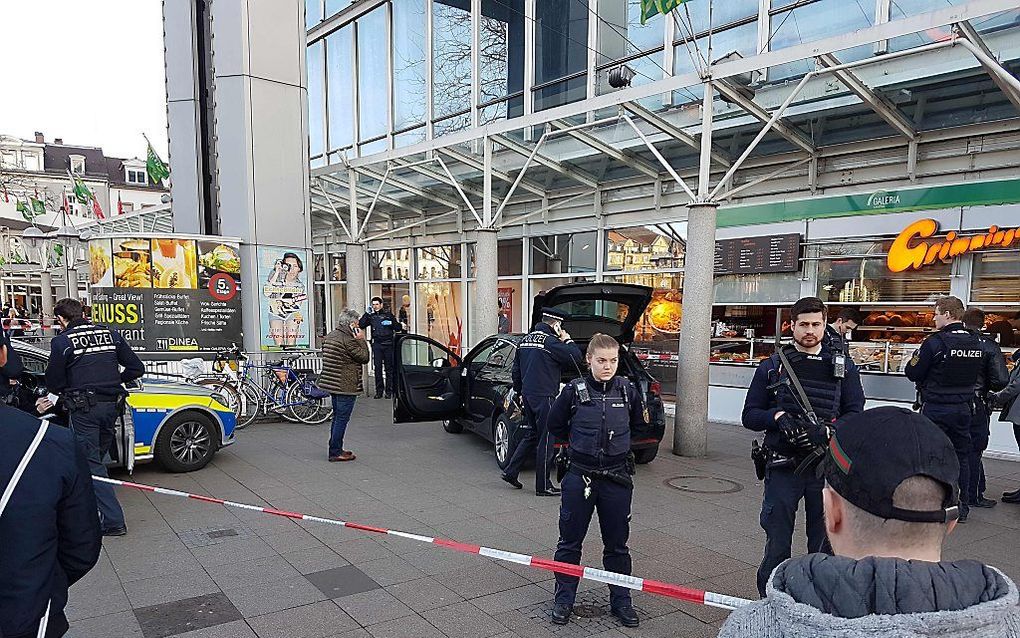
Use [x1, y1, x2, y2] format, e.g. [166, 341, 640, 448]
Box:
[65, 399, 1020, 637]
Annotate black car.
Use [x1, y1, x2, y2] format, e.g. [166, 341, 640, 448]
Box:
[393, 283, 667, 467]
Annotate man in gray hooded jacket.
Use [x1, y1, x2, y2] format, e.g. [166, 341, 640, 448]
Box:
[719, 406, 1020, 638]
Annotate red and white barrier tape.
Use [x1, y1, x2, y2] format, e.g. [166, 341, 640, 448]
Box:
[94, 475, 752, 611]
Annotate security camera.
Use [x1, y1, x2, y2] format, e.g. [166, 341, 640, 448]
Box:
[608, 65, 636, 89]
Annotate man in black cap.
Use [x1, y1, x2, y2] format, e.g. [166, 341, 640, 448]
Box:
[719, 406, 1020, 638]
[503, 305, 583, 495]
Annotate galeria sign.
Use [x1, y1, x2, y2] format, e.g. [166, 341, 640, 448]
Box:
[887, 219, 1019, 273]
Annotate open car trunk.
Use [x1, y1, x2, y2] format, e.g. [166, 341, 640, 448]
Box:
[532, 283, 653, 344]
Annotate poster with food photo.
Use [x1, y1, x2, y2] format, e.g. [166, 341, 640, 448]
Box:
[151, 238, 198, 289]
[89, 238, 113, 287]
[112, 237, 153, 288]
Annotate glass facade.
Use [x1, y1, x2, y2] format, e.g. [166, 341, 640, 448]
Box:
[392, 0, 427, 132]
[479, 0, 525, 122]
[433, 0, 473, 121]
[530, 231, 597, 274]
[307, 41, 325, 158]
[357, 8, 389, 143]
[534, 0, 589, 111]
[326, 26, 354, 152]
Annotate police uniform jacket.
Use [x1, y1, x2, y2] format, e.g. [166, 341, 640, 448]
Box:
[905, 322, 984, 405]
[45, 319, 145, 399]
[0, 405, 102, 638]
[358, 310, 402, 344]
[511, 322, 583, 397]
[743, 343, 865, 457]
[0, 331, 24, 397]
[547, 374, 646, 471]
[974, 332, 1009, 398]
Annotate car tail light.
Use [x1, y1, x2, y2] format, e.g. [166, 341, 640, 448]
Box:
[649, 381, 661, 396]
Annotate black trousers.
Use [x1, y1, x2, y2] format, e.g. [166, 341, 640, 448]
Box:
[69, 402, 125, 531]
[503, 395, 555, 492]
[922, 402, 971, 515]
[968, 402, 991, 503]
[757, 466, 828, 597]
[371, 341, 395, 396]
[553, 470, 633, 608]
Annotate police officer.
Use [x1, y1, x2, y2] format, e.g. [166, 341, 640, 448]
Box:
[960, 308, 1009, 510]
[905, 296, 984, 523]
[743, 296, 865, 597]
[826, 307, 861, 354]
[40, 298, 144, 537]
[503, 305, 583, 495]
[0, 328, 23, 407]
[546, 333, 644, 627]
[359, 296, 403, 399]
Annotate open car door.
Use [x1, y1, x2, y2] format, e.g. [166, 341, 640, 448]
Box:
[393, 334, 465, 423]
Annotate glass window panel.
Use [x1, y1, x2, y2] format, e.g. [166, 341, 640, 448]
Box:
[769, 1, 873, 79]
[433, 0, 473, 118]
[329, 283, 349, 327]
[598, 0, 664, 62]
[314, 283, 327, 339]
[534, 75, 587, 111]
[416, 245, 463, 279]
[468, 239, 523, 276]
[307, 42, 325, 157]
[715, 272, 802, 304]
[434, 113, 472, 137]
[498, 278, 523, 332]
[535, 0, 589, 84]
[370, 282, 411, 327]
[393, 0, 427, 130]
[674, 0, 758, 35]
[530, 231, 597, 274]
[370, 249, 412, 280]
[326, 27, 354, 150]
[395, 126, 427, 148]
[605, 225, 685, 271]
[971, 251, 1020, 303]
[480, 0, 525, 105]
[313, 253, 326, 281]
[816, 256, 951, 303]
[358, 138, 388, 156]
[307, 0, 323, 31]
[596, 51, 664, 97]
[330, 254, 347, 281]
[357, 9, 388, 141]
[673, 21, 756, 103]
[416, 281, 465, 352]
[479, 95, 524, 124]
[326, 0, 351, 19]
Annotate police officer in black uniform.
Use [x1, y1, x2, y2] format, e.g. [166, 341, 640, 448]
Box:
[961, 308, 1009, 509]
[503, 306, 583, 495]
[359, 296, 403, 399]
[41, 298, 144, 537]
[905, 296, 985, 523]
[546, 333, 644, 627]
[743, 297, 865, 597]
[0, 328, 24, 407]
[826, 307, 861, 354]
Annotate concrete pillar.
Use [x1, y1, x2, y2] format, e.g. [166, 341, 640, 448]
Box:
[66, 267, 78, 300]
[474, 228, 499, 346]
[673, 202, 718, 458]
[40, 271, 54, 331]
[345, 242, 367, 318]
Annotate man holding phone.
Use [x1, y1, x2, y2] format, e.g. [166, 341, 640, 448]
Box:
[504, 306, 583, 496]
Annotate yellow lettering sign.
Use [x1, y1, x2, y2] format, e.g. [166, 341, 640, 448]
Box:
[887, 219, 1018, 272]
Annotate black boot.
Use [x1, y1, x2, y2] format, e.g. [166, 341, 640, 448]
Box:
[611, 606, 639, 628]
[501, 473, 523, 489]
[551, 604, 572, 625]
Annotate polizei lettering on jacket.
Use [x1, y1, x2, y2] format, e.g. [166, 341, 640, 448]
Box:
[68, 328, 116, 356]
[949, 349, 983, 358]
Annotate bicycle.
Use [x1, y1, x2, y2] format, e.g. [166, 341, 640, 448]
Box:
[190, 345, 332, 428]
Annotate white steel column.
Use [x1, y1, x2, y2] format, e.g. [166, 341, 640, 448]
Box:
[674, 83, 718, 458]
[475, 135, 499, 343]
[40, 272, 54, 330]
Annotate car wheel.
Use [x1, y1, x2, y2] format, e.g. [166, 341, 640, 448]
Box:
[633, 446, 658, 464]
[442, 419, 463, 434]
[155, 412, 218, 473]
[493, 414, 513, 471]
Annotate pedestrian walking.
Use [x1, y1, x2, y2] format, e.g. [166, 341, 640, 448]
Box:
[359, 296, 402, 399]
[905, 295, 984, 523]
[743, 296, 865, 596]
[39, 298, 144, 537]
[545, 333, 645, 627]
[502, 305, 583, 495]
[0, 404, 102, 638]
[720, 407, 1020, 638]
[319, 308, 370, 462]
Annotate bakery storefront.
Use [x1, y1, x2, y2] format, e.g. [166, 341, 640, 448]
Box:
[702, 179, 1020, 459]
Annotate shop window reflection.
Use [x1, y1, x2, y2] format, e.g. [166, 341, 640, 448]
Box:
[417, 282, 464, 355]
[530, 232, 597, 274]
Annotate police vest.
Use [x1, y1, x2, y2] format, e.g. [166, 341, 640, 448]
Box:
[61, 323, 123, 393]
[923, 330, 983, 397]
[368, 312, 398, 342]
[517, 329, 563, 397]
[771, 346, 842, 424]
[566, 377, 632, 462]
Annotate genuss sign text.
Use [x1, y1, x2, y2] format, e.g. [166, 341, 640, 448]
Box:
[887, 219, 1019, 273]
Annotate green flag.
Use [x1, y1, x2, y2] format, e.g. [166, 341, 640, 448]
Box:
[640, 0, 690, 24]
[15, 199, 31, 221]
[146, 140, 169, 185]
[30, 197, 46, 215]
[72, 174, 92, 205]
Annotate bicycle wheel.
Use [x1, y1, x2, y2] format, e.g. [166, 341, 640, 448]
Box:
[194, 378, 240, 414]
[235, 382, 263, 429]
[286, 378, 333, 424]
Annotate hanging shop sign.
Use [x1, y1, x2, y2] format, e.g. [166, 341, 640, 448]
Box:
[88, 234, 242, 352]
[887, 219, 1020, 273]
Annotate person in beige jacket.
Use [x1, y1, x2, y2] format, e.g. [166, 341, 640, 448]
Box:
[318, 308, 370, 461]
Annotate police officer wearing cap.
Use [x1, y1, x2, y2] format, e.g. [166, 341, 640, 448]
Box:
[502, 305, 583, 495]
[906, 296, 988, 524]
[358, 296, 403, 399]
[743, 296, 865, 597]
[40, 298, 144, 537]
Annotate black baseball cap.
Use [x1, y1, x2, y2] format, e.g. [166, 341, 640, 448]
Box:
[541, 306, 571, 321]
[824, 406, 960, 523]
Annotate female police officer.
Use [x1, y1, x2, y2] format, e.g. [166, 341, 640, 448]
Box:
[546, 333, 647, 628]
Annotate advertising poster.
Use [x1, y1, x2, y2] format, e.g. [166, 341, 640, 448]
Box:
[497, 286, 514, 334]
[257, 246, 310, 350]
[88, 235, 242, 352]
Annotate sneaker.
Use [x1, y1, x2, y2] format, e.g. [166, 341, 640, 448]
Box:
[536, 487, 561, 497]
[329, 451, 356, 462]
[1003, 492, 1020, 504]
[972, 497, 997, 508]
[102, 526, 128, 537]
[1003, 488, 1020, 499]
[501, 473, 523, 489]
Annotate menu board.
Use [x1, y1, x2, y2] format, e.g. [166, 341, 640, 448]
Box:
[88, 235, 243, 352]
[714, 234, 801, 276]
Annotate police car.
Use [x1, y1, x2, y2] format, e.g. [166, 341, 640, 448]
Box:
[11, 340, 236, 473]
[392, 283, 667, 466]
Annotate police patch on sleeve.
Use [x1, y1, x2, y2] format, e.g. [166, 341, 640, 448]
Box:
[909, 352, 920, 367]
